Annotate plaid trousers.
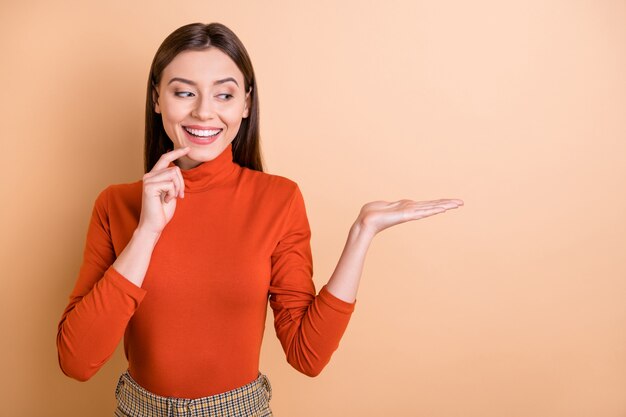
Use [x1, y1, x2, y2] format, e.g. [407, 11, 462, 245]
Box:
[114, 370, 273, 417]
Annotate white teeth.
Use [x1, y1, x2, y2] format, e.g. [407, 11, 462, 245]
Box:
[184, 127, 221, 137]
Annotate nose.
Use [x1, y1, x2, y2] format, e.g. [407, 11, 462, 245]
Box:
[191, 94, 214, 120]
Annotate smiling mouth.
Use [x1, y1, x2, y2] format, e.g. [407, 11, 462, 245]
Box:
[183, 127, 223, 138]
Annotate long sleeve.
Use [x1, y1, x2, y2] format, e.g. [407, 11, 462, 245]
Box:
[269, 184, 356, 377]
[56, 186, 147, 381]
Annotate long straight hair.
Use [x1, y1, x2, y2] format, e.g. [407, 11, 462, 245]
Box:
[144, 22, 263, 173]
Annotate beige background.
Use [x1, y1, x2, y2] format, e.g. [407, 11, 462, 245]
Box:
[1, 0, 625, 416]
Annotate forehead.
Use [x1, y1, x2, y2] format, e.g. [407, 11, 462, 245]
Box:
[161, 48, 244, 87]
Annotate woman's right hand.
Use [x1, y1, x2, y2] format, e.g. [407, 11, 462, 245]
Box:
[137, 146, 191, 236]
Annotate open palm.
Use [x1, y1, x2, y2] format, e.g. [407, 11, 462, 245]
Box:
[358, 198, 464, 235]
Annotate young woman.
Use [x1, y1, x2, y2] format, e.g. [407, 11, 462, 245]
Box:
[56, 22, 463, 417]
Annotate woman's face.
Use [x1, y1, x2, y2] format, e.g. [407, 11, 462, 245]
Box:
[154, 48, 251, 169]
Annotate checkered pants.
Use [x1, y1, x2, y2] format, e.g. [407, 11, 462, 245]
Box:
[114, 370, 273, 417]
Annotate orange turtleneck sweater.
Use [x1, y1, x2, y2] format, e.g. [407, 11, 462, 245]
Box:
[56, 143, 356, 398]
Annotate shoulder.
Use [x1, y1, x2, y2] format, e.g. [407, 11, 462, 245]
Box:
[93, 180, 142, 210]
[240, 167, 303, 199]
[107, 179, 142, 197]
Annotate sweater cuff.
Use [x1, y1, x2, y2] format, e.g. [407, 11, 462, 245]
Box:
[105, 265, 148, 303]
[319, 284, 356, 314]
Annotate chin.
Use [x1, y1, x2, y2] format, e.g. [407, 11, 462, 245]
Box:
[187, 143, 225, 161]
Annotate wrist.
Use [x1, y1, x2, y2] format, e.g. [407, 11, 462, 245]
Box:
[349, 219, 376, 244]
[133, 226, 161, 247]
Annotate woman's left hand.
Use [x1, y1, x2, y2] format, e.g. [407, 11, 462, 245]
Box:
[356, 198, 464, 236]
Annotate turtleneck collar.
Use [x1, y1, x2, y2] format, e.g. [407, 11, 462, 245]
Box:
[167, 143, 239, 193]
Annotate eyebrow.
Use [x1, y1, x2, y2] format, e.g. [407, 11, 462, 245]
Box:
[167, 77, 239, 87]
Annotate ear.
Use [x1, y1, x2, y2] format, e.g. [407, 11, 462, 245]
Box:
[242, 87, 252, 118]
[153, 88, 161, 114]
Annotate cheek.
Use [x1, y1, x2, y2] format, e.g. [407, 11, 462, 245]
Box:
[221, 104, 246, 126]
[161, 100, 190, 123]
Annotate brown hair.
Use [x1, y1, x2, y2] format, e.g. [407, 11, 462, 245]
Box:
[144, 22, 263, 173]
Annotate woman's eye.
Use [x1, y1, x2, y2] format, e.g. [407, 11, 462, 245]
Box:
[218, 93, 233, 100]
[175, 91, 194, 98]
